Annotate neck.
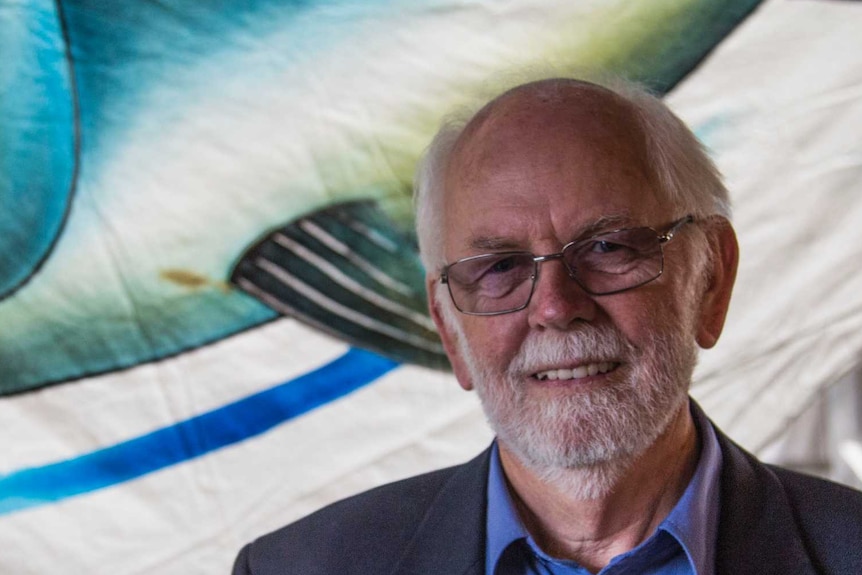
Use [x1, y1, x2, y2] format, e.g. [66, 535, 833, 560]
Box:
[498, 401, 699, 574]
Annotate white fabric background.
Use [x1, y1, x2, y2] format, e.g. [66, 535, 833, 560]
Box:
[0, 1, 860, 573]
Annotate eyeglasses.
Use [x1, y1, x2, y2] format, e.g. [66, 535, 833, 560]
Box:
[440, 215, 694, 316]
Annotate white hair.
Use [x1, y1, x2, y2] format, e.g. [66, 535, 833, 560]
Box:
[413, 77, 731, 273]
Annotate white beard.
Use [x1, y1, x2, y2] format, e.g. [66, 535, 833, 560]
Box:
[439, 293, 698, 499]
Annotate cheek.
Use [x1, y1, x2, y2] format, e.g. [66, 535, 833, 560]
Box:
[461, 315, 527, 367]
[603, 307, 652, 348]
[599, 290, 686, 348]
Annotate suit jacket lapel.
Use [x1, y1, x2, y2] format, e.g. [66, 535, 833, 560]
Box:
[390, 448, 490, 575]
[714, 427, 819, 575]
[388, 423, 824, 575]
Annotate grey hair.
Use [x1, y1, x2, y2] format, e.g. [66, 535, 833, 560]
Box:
[413, 77, 730, 274]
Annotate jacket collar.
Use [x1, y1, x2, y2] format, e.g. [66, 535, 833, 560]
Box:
[388, 421, 820, 575]
[390, 448, 490, 575]
[713, 426, 819, 575]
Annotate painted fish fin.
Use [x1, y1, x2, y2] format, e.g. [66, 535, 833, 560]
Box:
[615, 0, 764, 95]
[0, 1, 77, 301]
[231, 200, 449, 370]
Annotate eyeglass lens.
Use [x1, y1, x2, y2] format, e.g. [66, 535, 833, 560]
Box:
[446, 227, 665, 314]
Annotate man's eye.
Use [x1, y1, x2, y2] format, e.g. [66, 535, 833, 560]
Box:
[591, 240, 624, 254]
[488, 256, 519, 274]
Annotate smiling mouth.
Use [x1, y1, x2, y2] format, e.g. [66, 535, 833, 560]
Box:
[533, 362, 619, 382]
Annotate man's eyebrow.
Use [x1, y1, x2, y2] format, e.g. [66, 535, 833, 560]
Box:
[469, 237, 524, 252]
[466, 215, 637, 253]
[574, 214, 636, 239]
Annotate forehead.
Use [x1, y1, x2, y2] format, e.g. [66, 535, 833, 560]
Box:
[442, 84, 664, 250]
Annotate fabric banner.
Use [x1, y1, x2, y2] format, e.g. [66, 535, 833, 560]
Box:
[1, 0, 860, 573]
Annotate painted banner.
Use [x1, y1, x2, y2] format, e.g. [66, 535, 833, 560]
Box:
[1, 0, 860, 573]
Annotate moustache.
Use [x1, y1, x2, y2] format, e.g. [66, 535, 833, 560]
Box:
[507, 324, 635, 377]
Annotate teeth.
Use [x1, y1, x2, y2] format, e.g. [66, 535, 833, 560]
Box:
[535, 362, 616, 381]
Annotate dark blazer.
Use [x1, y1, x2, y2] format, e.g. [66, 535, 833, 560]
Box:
[234, 425, 862, 575]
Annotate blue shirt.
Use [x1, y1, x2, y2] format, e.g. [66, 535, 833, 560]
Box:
[485, 402, 722, 575]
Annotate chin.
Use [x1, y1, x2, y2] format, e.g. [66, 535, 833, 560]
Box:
[467, 323, 698, 496]
[487, 383, 690, 499]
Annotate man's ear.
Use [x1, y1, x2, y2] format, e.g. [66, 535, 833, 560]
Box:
[696, 217, 739, 349]
[427, 279, 475, 391]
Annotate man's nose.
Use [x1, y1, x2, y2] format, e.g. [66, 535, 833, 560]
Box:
[527, 258, 597, 329]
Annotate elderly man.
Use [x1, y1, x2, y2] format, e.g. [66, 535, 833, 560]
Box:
[234, 78, 862, 574]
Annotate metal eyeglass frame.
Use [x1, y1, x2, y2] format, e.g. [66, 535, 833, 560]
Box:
[439, 214, 695, 316]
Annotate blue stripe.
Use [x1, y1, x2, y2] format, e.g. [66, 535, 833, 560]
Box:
[0, 347, 398, 516]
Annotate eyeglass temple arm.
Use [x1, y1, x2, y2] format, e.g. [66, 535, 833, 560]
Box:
[658, 214, 694, 244]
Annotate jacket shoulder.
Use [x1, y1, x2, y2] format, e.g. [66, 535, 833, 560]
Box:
[713, 417, 862, 574]
[769, 465, 862, 573]
[234, 463, 466, 575]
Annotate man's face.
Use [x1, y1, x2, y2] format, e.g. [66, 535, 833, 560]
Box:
[430, 89, 711, 480]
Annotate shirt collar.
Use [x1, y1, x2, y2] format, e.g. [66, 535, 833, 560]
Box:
[656, 399, 722, 575]
[485, 441, 527, 574]
[484, 399, 722, 575]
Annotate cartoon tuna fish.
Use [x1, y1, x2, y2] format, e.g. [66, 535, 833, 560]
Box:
[0, 0, 762, 394]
